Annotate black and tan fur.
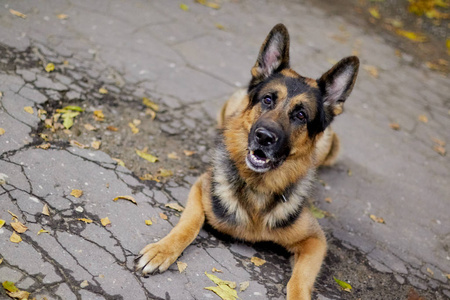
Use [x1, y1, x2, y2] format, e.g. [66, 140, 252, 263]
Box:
[136, 24, 359, 299]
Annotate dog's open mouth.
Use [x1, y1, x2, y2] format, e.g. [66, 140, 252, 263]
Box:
[246, 149, 271, 172]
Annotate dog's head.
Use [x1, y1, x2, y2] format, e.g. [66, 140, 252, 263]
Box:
[239, 24, 359, 174]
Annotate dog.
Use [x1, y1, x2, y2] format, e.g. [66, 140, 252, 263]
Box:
[136, 24, 359, 299]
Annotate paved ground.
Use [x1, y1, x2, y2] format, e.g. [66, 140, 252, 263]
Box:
[0, 0, 449, 299]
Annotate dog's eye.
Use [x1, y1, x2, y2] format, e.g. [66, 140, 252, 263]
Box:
[262, 95, 272, 106]
[295, 111, 306, 121]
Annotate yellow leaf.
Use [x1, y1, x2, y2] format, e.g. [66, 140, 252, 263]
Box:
[395, 29, 427, 42]
[180, 3, 189, 11]
[39, 133, 49, 141]
[145, 220, 153, 225]
[196, 0, 221, 9]
[369, 214, 385, 224]
[212, 267, 223, 273]
[112, 158, 125, 167]
[45, 63, 55, 72]
[71, 189, 83, 198]
[177, 261, 188, 273]
[106, 125, 118, 131]
[80, 280, 89, 288]
[8, 290, 31, 299]
[101, 217, 111, 226]
[165, 203, 184, 212]
[91, 140, 101, 150]
[84, 123, 96, 131]
[431, 137, 446, 147]
[204, 285, 238, 300]
[215, 23, 225, 30]
[9, 9, 26, 18]
[145, 108, 157, 120]
[8, 210, 18, 221]
[389, 122, 401, 130]
[2, 281, 19, 293]
[37, 229, 49, 235]
[368, 7, 381, 19]
[159, 212, 168, 220]
[433, 145, 446, 156]
[139, 174, 160, 182]
[426, 267, 434, 276]
[0, 258, 3, 264]
[36, 143, 51, 150]
[142, 97, 159, 111]
[325, 197, 333, 203]
[310, 204, 326, 219]
[42, 204, 50, 216]
[418, 115, 428, 123]
[159, 169, 173, 177]
[10, 232, 22, 243]
[447, 39, 450, 55]
[77, 218, 93, 224]
[239, 281, 250, 292]
[205, 272, 237, 288]
[99, 87, 108, 94]
[11, 221, 28, 233]
[136, 149, 158, 163]
[333, 276, 352, 292]
[0, 219, 5, 229]
[113, 195, 137, 204]
[251, 256, 266, 266]
[363, 65, 379, 78]
[70, 140, 88, 149]
[183, 150, 196, 156]
[57, 13, 68, 20]
[93, 110, 105, 121]
[0, 128, 5, 135]
[128, 122, 139, 134]
[24, 106, 34, 114]
[167, 152, 180, 160]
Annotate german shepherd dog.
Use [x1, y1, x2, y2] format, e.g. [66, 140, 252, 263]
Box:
[137, 24, 359, 299]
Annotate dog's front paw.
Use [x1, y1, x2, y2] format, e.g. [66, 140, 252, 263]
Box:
[136, 242, 180, 275]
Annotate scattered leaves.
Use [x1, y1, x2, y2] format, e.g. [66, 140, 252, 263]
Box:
[389, 122, 401, 130]
[11, 221, 28, 233]
[167, 152, 180, 160]
[433, 144, 446, 156]
[42, 204, 50, 216]
[251, 256, 266, 267]
[61, 111, 80, 129]
[142, 97, 159, 111]
[136, 149, 158, 163]
[159, 212, 168, 220]
[239, 281, 250, 292]
[57, 13, 69, 20]
[179, 3, 189, 11]
[10, 232, 22, 243]
[196, 0, 221, 9]
[139, 174, 160, 182]
[128, 122, 139, 134]
[158, 169, 173, 177]
[45, 63, 55, 72]
[0, 128, 5, 136]
[325, 197, 333, 203]
[113, 195, 137, 204]
[93, 110, 105, 121]
[204, 272, 238, 300]
[91, 140, 101, 150]
[334, 276, 352, 292]
[8, 210, 18, 221]
[37, 229, 49, 235]
[395, 29, 427, 42]
[310, 204, 326, 219]
[2, 281, 19, 293]
[6, 289, 30, 300]
[177, 261, 188, 273]
[112, 158, 125, 167]
[408, 0, 449, 19]
[84, 123, 96, 131]
[71, 189, 83, 198]
[0, 219, 5, 228]
[418, 115, 428, 123]
[183, 150, 196, 156]
[78, 218, 93, 224]
[23, 106, 34, 114]
[212, 267, 223, 273]
[165, 203, 184, 212]
[363, 65, 379, 78]
[70, 140, 88, 148]
[63, 105, 84, 112]
[431, 137, 445, 147]
[9, 9, 27, 18]
[369, 7, 381, 19]
[145, 220, 153, 225]
[101, 217, 111, 226]
[40, 133, 49, 141]
[369, 214, 385, 224]
[99, 87, 108, 94]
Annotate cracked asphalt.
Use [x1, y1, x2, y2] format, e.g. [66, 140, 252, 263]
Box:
[0, 0, 449, 299]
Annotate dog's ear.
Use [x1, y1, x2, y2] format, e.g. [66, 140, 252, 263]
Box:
[251, 24, 290, 82]
[318, 56, 359, 118]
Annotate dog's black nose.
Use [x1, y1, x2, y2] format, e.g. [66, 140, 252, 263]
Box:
[255, 127, 278, 146]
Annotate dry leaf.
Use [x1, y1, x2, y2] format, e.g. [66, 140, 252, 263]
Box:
[71, 189, 83, 198]
[106, 125, 118, 131]
[433, 145, 446, 156]
[91, 140, 101, 150]
[0, 173, 8, 185]
[369, 7, 381, 19]
[251, 256, 266, 267]
[23, 106, 34, 114]
[310, 204, 326, 219]
[363, 65, 379, 78]
[142, 97, 159, 111]
[45, 63, 55, 72]
[36, 143, 51, 150]
[133, 119, 141, 126]
[0, 258, 3, 264]
[418, 115, 428, 123]
[9, 9, 26, 18]
[145, 108, 156, 120]
[239, 281, 250, 292]
[212, 267, 223, 273]
[7, 290, 30, 299]
[196, 0, 221, 9]
[159, 212, 168, 220]
[159, 169, 173, 177]
[389, 122, 401, 130]
[215, 23, 225, 30]
[165, 203, 184, 212]
[128, 122, 139, 134]
[334, 276, 352, 292]
[167, 152, 180, 160]
[445, 274, 450, 280]
[204, 272, 238, 300]
[40, 133, 49, 141]
[41, 204, 50, 216]
[37, 229, 49, 235]
[179, 3, 189, 11]
[57, 13, 68, 20]
[101, 217, 111, 226]
[177, 261, 188, 273]
[112, 158, 125, 167]
[78, 218, 93, 224]
[0, 128, 5, 135]
[0, 219, 5, 228]
[426, 267, 434, 276]
[145, 220, 153, 225]
[70, 140, 88, 149]
[99, 87, 108, 94]
[205, 272, 237, 288]
[136, 149, 158, 163]
[139, 174, 160, 182]
[8, 210, 18, 220]
[325, 197, 333, 203]
[2, 281, 18, 293]
[431, 137, 445, 147]
[369, 214, 385, 224]
[10, 232, 22, 243]
[447, 38, 450, 55]
[183, 150, 196, 156]
[395, 29, 427, 42]
[11, 221, 28, 233]
[113, 195, 137, 204]
[84, 123, 96, 131]
[93, 110, 105, 121]
[80, 280, 89, 288]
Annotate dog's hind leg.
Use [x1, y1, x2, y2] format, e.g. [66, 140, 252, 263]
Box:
[136, 175, 206, 274]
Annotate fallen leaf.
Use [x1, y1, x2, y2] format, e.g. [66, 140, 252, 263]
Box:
[136, 149, 158, 163]
[145, 108, 156, 120]
[0, 128, 5, 135]
[10, 232, 22, 243]
[347, 169, 352, 176]
[179, 3, 189, 11]
[42, 204, 50, 216]
[433, 145, 446, 156]
[447, 38, 450, 55]
[99, 87, 108, 94]
[325, 197, 333, 203]
[133, 119, 141, 126]
[63, 105, 84, 112]
[418, 115, 428, 123]
[45, 63, 55, 72]
[77, 218, 93, 224]
[0, 173, 7, 185]
[2, 281, 19, 293]
[84, 123, 96, 131]
[36, 143, 51, 150]
[139, 174, 160, 182]
[145, 220, 153, 225]
[196, 0, 221, 9]
[37, 229, 49, 235]
[167, 152, 180, 160]
[426, 267, 434, 276]
[369, 7, 381, 19]
[431, 137, 445, 147]
[75, 206, 84, 213]
[56, 13, 68, 20]
[8, 210, 18, 221]
[389, 122, 401, 130]
[128, 122, 139, 134]
[91, 140, 101, 150]
[369, 214, 385, 224]
[113, 195, 137, 204]
[142, 97, 159, 111]
[101, 217, 111, 226]
[159, 212, 168, 220]
[183, 150, 196, 156]
[177, 261, 188, 273]
[408, 0, 449, 19]
[239, 281, 250, 292]
[0, 258, 3, 264]
[251, 256, 266, 267]
[212, 267, 223, 273]
[10, 221, 28, 233]
[23, 106, 34, 114]
[61, 111, 80, 129]
[363, 65, 379, 78]
[39, 133, 49, 141]
[204, 272, 238, 300]
[334, 276, 352, 292]
[395, 29, 427, 42]
[165, 203, 184, 212]
[205, 272, 237, 289]
[9, 9, 26, 18]
[0, 219, 5, 229]
[93, 110, 105, 121]
[71, 189, 83, 198]
[215, 23, 225, 30]
[310, 204, 326, 219]
[70, 140, 88, 149]
[112, 158, 125, 167]
[7, 290, 30, 299]
[159, 169, 173, 177]
[80, 280, 89, 288]
[407, 287, 425, 300]
[445, 274, 450, 280]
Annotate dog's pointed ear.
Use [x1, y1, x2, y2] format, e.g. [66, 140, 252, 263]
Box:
[318, 56, 359, 118]
[251, 24, 290, 82]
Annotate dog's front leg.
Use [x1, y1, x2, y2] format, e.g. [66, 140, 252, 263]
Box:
[286, 235, 327, 300]
[136, 176, 206, 275]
